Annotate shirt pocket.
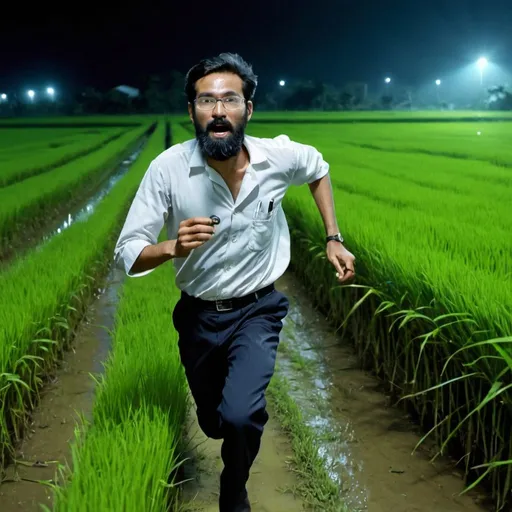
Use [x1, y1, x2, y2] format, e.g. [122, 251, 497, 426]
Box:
[248, 208, 277, 252]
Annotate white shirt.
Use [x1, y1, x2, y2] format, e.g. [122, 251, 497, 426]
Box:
[113, 133, 329, 300]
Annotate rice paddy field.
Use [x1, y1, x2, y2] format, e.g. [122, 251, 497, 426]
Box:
[0, 111, 511, 511]
[262, 117, 512, 510]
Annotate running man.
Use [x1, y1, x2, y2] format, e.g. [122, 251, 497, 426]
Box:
[114, 52, 355, 512]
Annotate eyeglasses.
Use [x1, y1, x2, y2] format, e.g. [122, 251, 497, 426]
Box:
[195, 95, 245, 111]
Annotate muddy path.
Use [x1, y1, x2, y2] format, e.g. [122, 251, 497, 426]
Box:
[0, 266, 124, 511]
[0, 265, 495, 511]
[0, 130, 151, 269]
[180, 403, 304, 512]
[274, 272, 492, 512]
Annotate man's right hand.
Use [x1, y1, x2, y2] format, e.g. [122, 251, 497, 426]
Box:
[128, 217, 216, 275]
[171, 217, 216, 258]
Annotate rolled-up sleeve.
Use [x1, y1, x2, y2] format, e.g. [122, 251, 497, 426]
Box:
[113, 160, 171, 277]
[289, 140, 330, 186]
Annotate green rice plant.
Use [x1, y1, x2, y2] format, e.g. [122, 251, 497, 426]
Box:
[171, 111, 512, 125]
[0, 124, 165, 470]
[281, 191, 512, 510]
[0, 128, 98, 150]
[47, 242, 188, 511]
[0, 128, 114, 156]
[245, 119, 512, 508]
[248, 121, 512, 168]
[0, 124, 149, 258]
[43, 407, 183, 512]
[0, 115, 151, 128]
[245, 122, 512, 341]
[168, 122, 194, 144]
[267, 369, 350, 512]
[0, 128, 129, 187]
[171, 118, 512, 508]
[252, 110, 512, 122]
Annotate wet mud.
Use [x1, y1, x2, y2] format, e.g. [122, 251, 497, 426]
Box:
[0, 135, 148, 269]
[180, 403, 304, 512]
[0, 266, 124, 511]
[275, 271, 492, 512]
[0, 263, 495, 512]
[0, 129, 149, 508]
[42, 142, 146, 244]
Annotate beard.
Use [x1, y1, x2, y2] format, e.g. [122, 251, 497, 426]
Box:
[194, 109, 248, 161]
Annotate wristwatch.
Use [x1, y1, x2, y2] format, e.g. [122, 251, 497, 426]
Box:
[326, 233, 344, 243]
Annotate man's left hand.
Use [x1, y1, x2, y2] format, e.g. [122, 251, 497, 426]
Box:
[327, 242, 356, 283]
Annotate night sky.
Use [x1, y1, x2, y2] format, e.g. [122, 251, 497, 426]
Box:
[1, 0, 511, 97]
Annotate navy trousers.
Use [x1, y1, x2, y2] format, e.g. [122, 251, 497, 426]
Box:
[172, 287, 289, 509]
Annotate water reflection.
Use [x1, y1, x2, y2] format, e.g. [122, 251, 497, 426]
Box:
[278, 293, 369, 511]
[43, 142, 146, 243]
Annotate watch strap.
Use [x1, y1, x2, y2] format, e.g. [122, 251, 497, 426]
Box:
[326, 233, 344, 243]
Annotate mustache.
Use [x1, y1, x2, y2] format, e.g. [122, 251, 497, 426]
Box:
[207, 119, 233, 132]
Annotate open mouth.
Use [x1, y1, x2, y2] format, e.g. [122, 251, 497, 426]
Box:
[209, 124, 232, 138]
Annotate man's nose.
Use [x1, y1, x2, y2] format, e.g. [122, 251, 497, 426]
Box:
[212, 99, 226, 117]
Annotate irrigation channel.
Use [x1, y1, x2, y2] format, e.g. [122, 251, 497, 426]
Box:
[0, 262, 491, 511]
[0, 125, 493, 511]
[0, 127, 151, 270]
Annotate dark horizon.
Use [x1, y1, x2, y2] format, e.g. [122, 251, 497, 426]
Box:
[1, 0, 512, 97]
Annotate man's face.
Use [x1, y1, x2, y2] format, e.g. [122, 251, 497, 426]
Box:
[188, 72, 253, 161]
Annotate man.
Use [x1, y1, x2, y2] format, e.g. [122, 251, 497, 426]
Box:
[114, 52, 355, 512]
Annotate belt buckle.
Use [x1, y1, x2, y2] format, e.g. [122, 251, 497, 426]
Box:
[216, 299, 233, 312]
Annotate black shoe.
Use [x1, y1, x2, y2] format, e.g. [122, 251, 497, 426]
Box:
[234, 494, 251, 512]
[219, 488, 251, 512]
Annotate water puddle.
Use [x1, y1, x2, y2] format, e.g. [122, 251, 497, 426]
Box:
[180, 401, 303, 511]
[0, 127, 150, 509]
[275, 271, 491, 512]
[0, 265, 125, 511]
[0, 133, 150, 269]
[42, 140, 146, 243]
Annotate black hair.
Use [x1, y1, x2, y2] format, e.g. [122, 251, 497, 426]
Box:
[185, 52, 258, 104]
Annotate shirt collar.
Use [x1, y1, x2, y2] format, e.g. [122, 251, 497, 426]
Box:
[189, 135, 269, 176]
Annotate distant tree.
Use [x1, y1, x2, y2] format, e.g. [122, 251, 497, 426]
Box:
[342, 82, 368, 106]
[76, 87, 103, 114]
[487, 86, 512, 110]
[167, 70, 187, 111]
[261, 92, 279, 110]
[145, 75, 169, 113]
[101, 89, 133, 114]
[339, 92, 354, 110]
[312, 84, 341, 110]
[381, 95, 393, 109]
[282, 80, 324, 110]
[143, 71, 187, 113]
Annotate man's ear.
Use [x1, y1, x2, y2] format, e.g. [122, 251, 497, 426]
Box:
[247, 100, 254, 122]
[188, 103, 194, 123]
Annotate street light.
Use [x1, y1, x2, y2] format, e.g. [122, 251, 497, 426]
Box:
[435, 79, 442, 104]
[279, 80, 285, 86]
[0, 93, 6, 101]
[477, 57, 488, 86]
[385, 77, 391, 84]
[47, 87, 55, 96]
[27, 90, 35, 101]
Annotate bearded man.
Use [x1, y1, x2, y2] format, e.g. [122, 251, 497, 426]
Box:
[114, 52, 355, 512]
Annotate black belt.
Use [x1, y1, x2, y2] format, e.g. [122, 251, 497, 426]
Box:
[181, 284, 275, 312]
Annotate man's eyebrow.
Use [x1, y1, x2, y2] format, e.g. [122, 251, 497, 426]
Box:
[197, 90, 240, 98]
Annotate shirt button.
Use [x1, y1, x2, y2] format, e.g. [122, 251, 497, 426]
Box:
[232, 236, 237, 242]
